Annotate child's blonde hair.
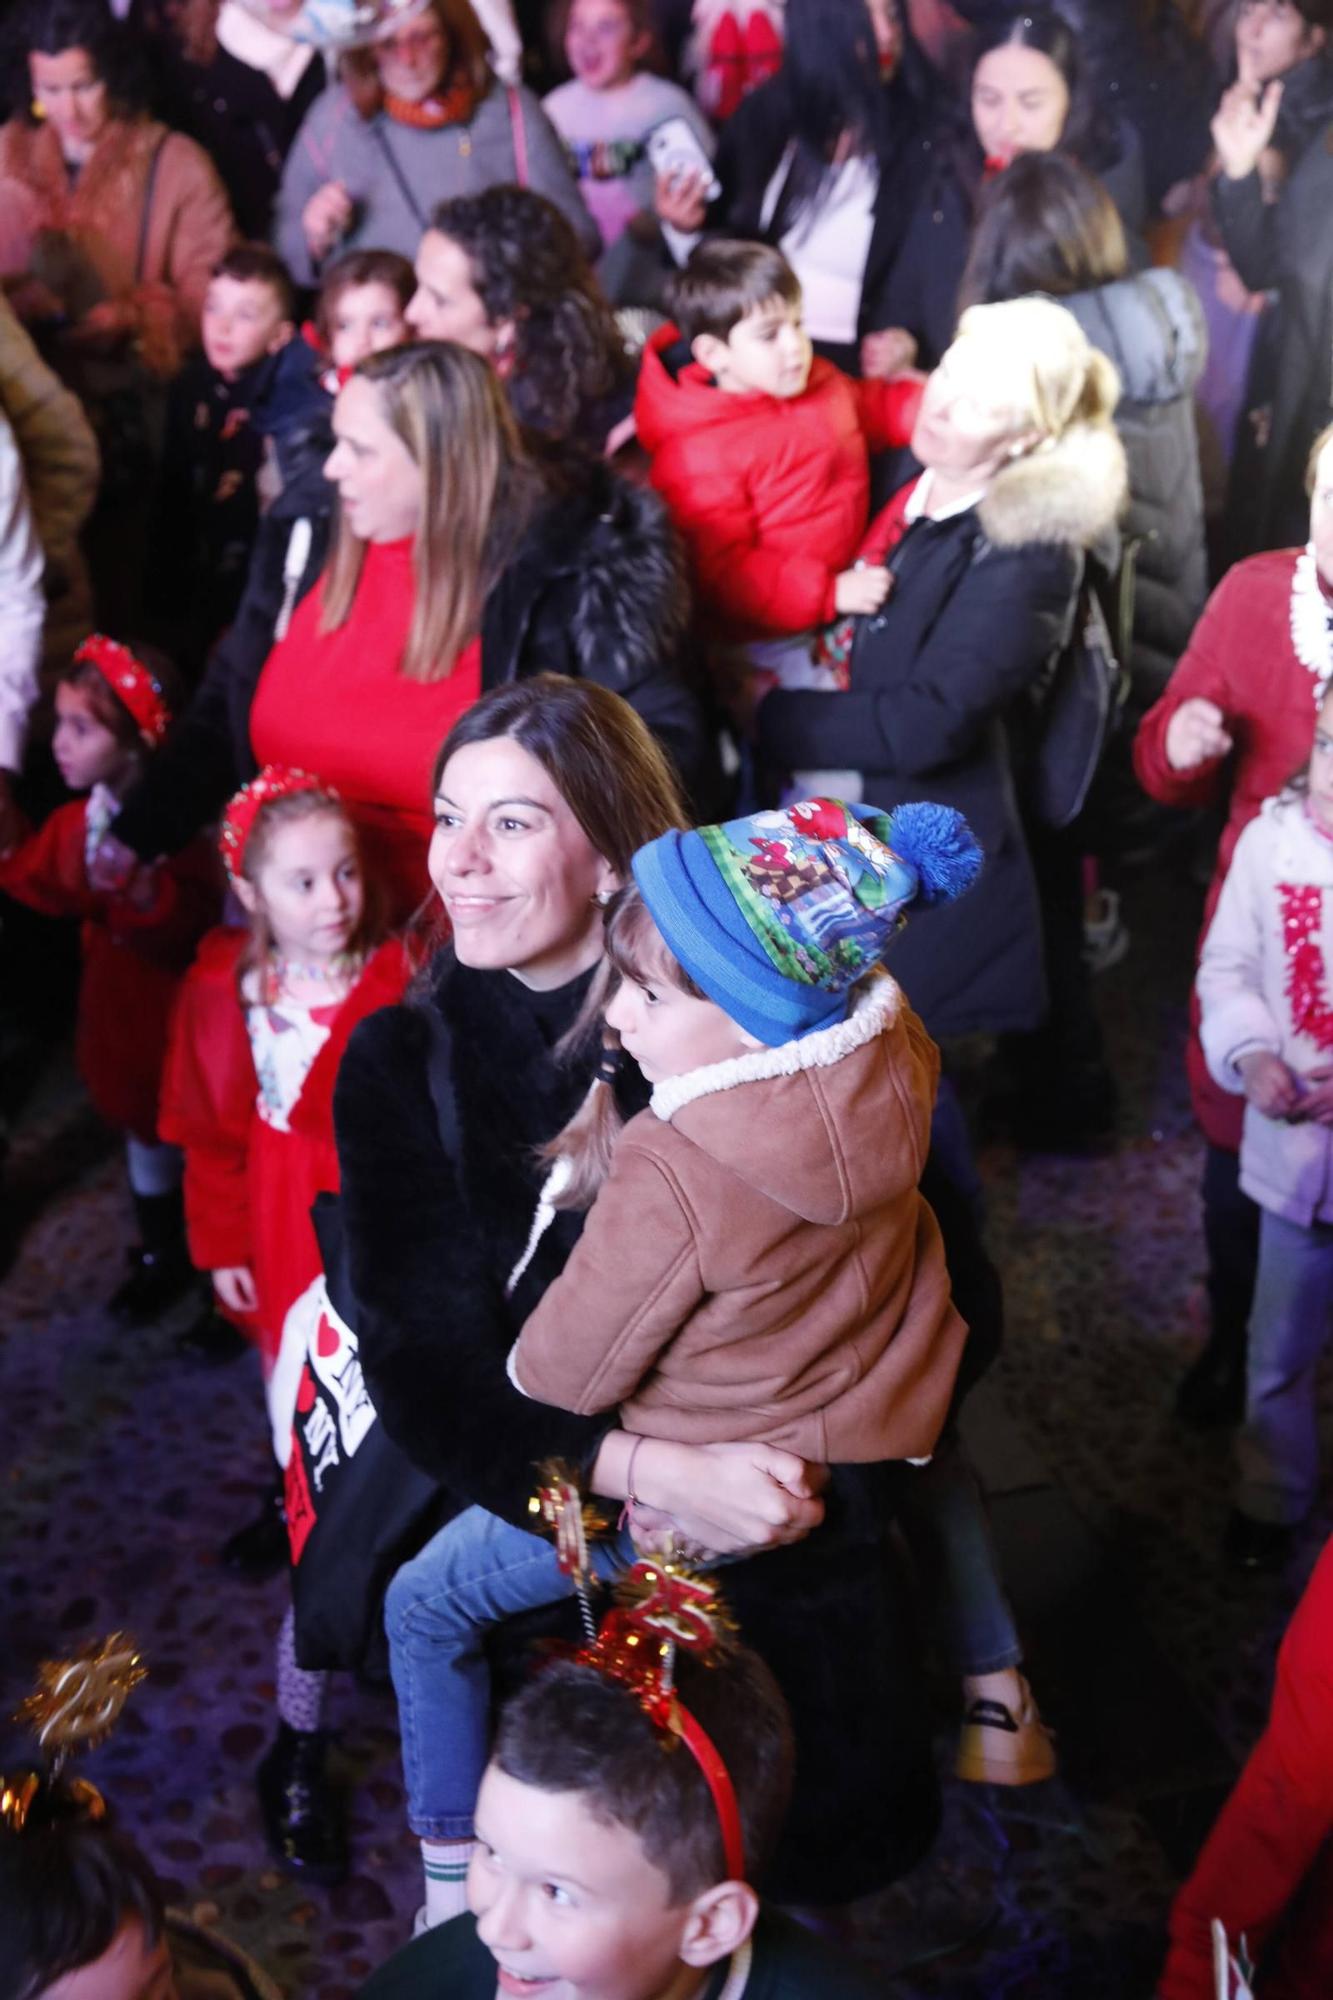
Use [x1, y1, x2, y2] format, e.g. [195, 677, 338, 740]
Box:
[235, 789, 385, 1002]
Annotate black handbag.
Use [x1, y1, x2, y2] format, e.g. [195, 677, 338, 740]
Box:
[1026, 547, 1134, 832]
[286, 1007, 460, 1677]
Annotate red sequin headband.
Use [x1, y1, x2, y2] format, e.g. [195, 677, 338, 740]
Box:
[73, 635, 170, 747]
[219, 765, 337, 887]
[531, 1467, 746, 1884]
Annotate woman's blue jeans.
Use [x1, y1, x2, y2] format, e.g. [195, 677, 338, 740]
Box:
[385, 1505, 636, 1839]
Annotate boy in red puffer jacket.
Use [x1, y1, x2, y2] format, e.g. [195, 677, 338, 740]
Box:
[634, 239, 922, 690]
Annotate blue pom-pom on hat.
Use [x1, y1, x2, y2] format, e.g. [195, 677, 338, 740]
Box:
[632, 796, 982, 1047]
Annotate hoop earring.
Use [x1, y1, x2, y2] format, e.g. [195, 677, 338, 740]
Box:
[30, 97, 46, 120]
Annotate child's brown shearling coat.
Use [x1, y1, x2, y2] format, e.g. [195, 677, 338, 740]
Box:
[513, 974, 967, 1461]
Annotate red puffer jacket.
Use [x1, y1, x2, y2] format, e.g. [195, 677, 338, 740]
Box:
[634, 324, 922, 640]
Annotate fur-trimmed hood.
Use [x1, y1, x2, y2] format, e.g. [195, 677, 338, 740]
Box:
[649, 974, 926, 1225]
[977, 419, 1127, 555]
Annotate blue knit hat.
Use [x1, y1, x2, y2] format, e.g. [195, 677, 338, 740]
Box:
[632, 797, 982, 1047]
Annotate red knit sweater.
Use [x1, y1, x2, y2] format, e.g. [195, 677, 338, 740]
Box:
[1133, 550, 1322, 1150]
[249, 538, 481, 921]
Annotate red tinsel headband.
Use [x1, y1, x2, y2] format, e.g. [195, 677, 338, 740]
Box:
[530, 1468, 746, 1884]
[73, 635, 170, 747]
[219, 765, 337, 887]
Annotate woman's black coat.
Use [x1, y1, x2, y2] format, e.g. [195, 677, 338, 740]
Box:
[878, 120, 1149, 369]
[1212, 52, 1333, 558]
[703, 73, 930, 340]
[334, 959, 940, 1904]
[111, 463, 717, 861]
[757, 421, 1128, 1040]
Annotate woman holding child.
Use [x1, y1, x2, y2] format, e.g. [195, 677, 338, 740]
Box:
[756, 295, 1127, 1068]
[335, 676, 945, 1925]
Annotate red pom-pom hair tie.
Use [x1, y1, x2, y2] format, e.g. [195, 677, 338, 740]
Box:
[219, 765, 338, 887]
[529, 1464, 747, 1884]
[73, 635, 171, 748]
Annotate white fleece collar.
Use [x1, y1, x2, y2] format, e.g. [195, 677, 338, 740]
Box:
[650, 974, 902, 1121]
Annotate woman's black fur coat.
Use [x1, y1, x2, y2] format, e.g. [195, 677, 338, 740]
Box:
[334, 959, 940, 1905]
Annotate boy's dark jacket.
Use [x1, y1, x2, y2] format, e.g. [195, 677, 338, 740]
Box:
[112, 460, 719, 861]
[333, 961, 940, 1904]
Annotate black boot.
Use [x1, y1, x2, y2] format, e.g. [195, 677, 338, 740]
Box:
[1175, 1331, 1247, 1428]
[1178, 1146, 1259, 1429]
[109, 1189, 196, 1322]
[220, 1476, 288, 1580]
[256, 1723, 348, 1884]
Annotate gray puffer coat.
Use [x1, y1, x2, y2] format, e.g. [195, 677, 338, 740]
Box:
[1058, 267, 1208, 707]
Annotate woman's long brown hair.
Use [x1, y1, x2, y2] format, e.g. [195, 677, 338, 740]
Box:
[321, 340, 542, 683]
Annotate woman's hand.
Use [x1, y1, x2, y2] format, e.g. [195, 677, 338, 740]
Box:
[1164, 696, 1232, 772]
[302, 180, 355, 261]
[655, 168, 709, 232]
[629, 1438, 828, 1557]
[1211, 76, 1283, 182]
[1237, 1049, 1302, 1119]
[860, 327, 918, 379]
[213, 1265, 258, 1315]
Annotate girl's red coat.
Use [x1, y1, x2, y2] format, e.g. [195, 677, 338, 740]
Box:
[0, 800, 219, 1140]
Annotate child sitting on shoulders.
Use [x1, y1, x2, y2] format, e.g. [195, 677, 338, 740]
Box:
[0, 635, 218, 1321]
[359, 1607, 878, 1997]
[543, 0, 714, 289]
[634, 240, 924, 688]
[160, 767, 413, 1884]
[385, 794, 976, 1929]
[313, 248, 414, 390]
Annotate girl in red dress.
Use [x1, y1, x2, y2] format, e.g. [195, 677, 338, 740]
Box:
[159, 766, 413, 1883]
[0, 635, 218, 1317]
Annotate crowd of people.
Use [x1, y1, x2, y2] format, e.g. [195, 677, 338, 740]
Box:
[3, 0, 1333, 1992]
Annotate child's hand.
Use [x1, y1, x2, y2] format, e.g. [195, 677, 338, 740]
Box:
[1237, 1049, 1303, 1119]
[88, 832, 139, 892]
[835, 565, 892, 616]
[860, 326, 918, 378]
[1294, 1063, 1333, 1125]
[302, 180, 355, 261]
[1165, 697, 1232, 772]
[213, 1265, 258, 1315]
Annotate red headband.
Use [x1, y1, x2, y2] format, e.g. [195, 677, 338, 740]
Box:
[73, 635, 170, 747]
[219, 765, 337, 886]
[531, 1469, 746, 1883]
